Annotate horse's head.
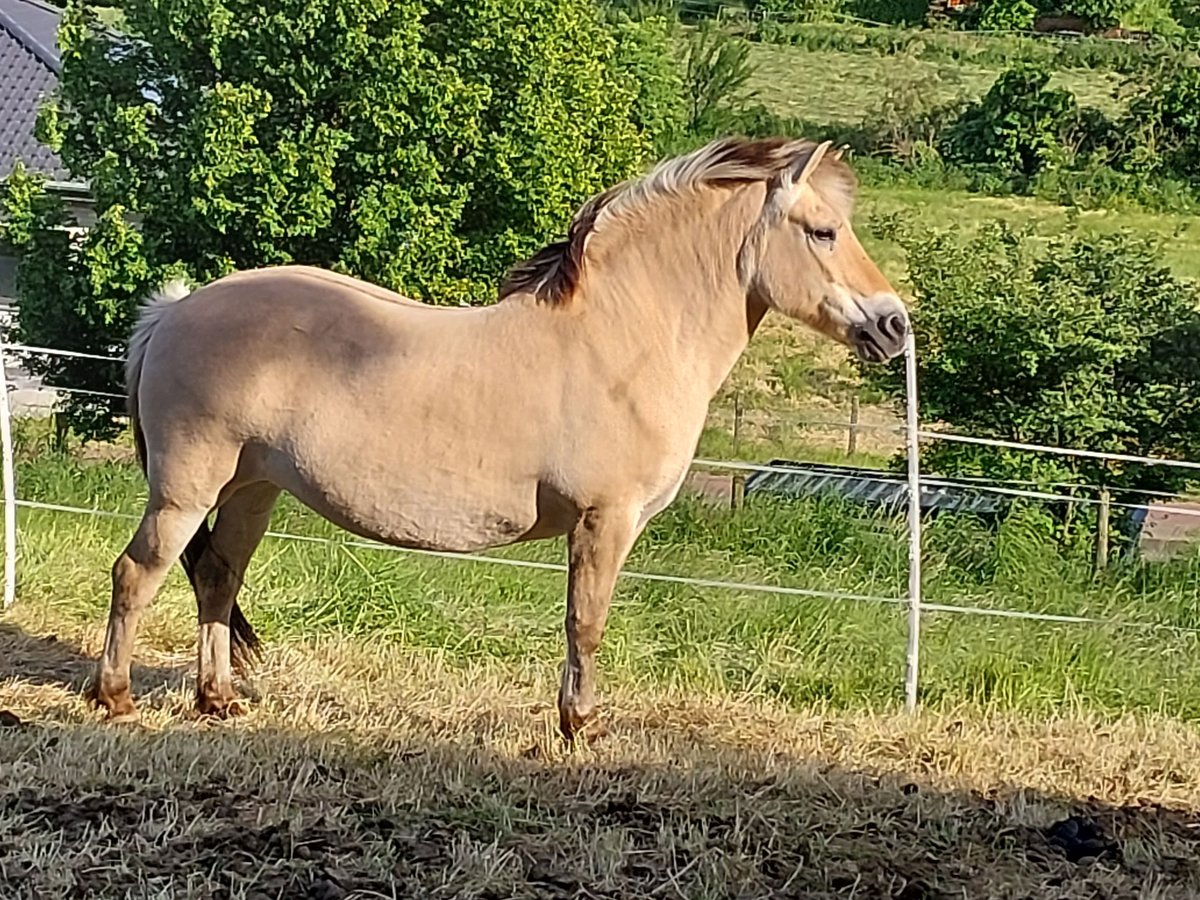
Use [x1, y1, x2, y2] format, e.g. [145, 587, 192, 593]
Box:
[739, 141, 908, 363]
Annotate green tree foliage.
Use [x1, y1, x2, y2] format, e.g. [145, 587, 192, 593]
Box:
[679, 19, 757, 136]
[940, 63, 1105, 181]
[609, 12, 688, 155]
[1121, 61, 1200, 184]
[746, 0, 844, 24]
[1052, 0, 1136, 29]
[863, 218, 1200, 509]
[3, 0, 673, 439]
[846, 0, 929, 25]
[975, 0, 1039, 31]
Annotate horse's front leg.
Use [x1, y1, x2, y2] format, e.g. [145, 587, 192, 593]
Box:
[558, 505, 641, 743]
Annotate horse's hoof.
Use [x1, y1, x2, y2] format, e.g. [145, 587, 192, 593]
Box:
[195, 692, 249, 720]
[559, 707, 607, 747]
[85, 680, 139, 722]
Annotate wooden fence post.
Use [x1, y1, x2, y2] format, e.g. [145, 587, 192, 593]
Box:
[1095, 489, 1111, 573]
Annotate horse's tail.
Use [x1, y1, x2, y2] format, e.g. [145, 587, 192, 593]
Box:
[127, 278, 262, 674]
[126, 277, 191, 445]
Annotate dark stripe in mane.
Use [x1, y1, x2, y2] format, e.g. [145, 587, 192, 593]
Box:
[496, 185, 618, 307]
[498, 136, 834, 308]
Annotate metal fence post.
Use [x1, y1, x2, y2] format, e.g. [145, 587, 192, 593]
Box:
[0, 343, 16, 608]
[903, 329, 922, 713]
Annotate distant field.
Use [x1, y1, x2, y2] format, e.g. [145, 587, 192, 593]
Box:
[745, 44, 1127, 126]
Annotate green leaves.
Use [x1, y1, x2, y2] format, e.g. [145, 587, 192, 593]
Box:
[5, 0, 677, 438]
[863, 220, 1200, 513]
[941, 63, 1089, 182]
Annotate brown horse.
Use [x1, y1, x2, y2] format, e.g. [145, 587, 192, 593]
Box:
[86, 136, 908, 741]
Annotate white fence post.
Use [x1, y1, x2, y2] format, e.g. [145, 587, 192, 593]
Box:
[0, 343, 16, 608]
[903, 328, 922, 713]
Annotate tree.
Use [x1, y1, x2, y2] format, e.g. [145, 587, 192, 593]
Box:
[940, 63, 1087, 182]
[1052, 0, 1135, 29]
[862, 218, 1200, 527]
[2, 0, 671, 439]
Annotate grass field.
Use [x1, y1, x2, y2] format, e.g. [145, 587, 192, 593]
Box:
[4, 441, 1200, 895]
[745, 44, 1127, 126]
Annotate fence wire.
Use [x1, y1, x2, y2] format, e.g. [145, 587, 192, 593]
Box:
[14, 497, 1200, 636]
[5, 341, 1200, 679]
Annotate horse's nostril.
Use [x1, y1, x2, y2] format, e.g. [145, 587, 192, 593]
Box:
[884, 313, 907, 342]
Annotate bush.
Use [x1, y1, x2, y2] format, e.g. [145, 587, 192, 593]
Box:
[1120, 61, 1200, 187]
[4, 0, 671, 440]
[940, 63, 1107, 182]
[864, 53, 966, 163]
[747, 0, 844, 23]
[843, 0, 929, 25]
[610, 13, 689, 155]
[862, 219, 1200, 529]
[1054, 0, 1136, 29]
[975, 0, 1039, 31]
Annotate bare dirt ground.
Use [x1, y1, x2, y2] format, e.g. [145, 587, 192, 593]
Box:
[2, 617, 1199, 899]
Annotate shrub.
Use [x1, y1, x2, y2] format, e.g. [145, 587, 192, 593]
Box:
[1054, 0, 1136, 29]
[1120, 60, 1200, 187]
[843, 0, 929, 25]
[746, 0, 845, 24]
[975, 0, 1039, 31]
[940, 63, 1108, 182]
[610, 13, 689, 155]
[862, 219, 1200, 528]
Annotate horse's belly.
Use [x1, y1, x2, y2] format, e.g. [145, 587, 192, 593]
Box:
[263, 451, 554, 553]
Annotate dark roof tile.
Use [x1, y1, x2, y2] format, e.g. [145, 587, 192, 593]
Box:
[0, 0, 80, 184]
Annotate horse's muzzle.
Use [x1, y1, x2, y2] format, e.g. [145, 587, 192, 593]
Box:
[852, 297, 909, 363]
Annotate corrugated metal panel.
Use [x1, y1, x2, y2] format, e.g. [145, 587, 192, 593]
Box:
[744, 460, 1010, 515]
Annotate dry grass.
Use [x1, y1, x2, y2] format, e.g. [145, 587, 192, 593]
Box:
[3, 610, 1199, 899]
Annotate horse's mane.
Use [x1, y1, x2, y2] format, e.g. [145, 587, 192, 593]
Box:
[497, 136, 857, 307]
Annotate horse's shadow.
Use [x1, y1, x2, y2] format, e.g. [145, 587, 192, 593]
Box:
[0, 622, 184, 695]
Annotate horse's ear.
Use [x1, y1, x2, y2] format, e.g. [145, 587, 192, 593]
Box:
[793, 140, 833, 186]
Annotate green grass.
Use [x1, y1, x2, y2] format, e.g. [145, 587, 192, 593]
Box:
[857, 186, 1200, 282]
[744, 45, 1126, 127]
[13, 444, 1200, 719]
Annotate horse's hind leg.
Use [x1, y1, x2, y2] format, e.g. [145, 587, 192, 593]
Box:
[87, 502, 211, 721]
[191, 482, 280, 717]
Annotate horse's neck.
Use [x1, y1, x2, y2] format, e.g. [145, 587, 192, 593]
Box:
[579, 190, 766, 402]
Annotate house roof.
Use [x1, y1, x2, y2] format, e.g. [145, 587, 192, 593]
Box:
[0, 0, 80, 184]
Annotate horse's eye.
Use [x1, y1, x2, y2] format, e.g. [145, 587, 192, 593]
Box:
[811, 227, 838, 244]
